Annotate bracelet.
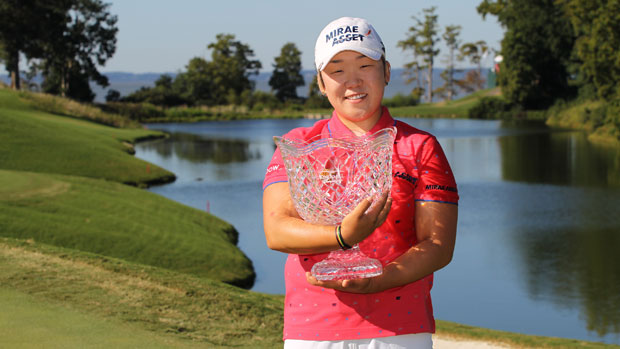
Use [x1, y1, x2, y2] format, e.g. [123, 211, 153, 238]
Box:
[335, 225, 352, 250]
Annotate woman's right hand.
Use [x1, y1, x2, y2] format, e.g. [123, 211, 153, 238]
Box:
[340, 192, 392, 246]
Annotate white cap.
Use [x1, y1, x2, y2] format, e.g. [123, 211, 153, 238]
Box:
[314, 17, 385, 71]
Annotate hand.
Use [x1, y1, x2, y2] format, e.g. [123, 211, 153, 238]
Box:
[340, 191, 391, 246]
[305, 272, 378, 294]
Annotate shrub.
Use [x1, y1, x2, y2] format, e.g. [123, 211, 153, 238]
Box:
[468, 96, 513, 119]
[383, 93, 419, 107]
[101, 102, 165, 122]
[18, 90, 139, 128]
[250, 90, 280, 111]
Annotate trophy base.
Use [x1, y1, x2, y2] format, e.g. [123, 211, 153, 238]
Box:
[311, 245, 383, 281]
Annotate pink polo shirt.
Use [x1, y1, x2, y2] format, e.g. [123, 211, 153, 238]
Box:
[263, 107, 459, 341]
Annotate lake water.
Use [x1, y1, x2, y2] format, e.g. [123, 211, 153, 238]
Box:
[134, 118, 620, 345]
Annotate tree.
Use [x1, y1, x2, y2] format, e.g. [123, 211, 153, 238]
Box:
[397, 26, 425, 100]
[269, 42, 304, 102]
[0, 40, 5, 66]
[123, 73, 187, 107]
[42, 64, 97, 101]
[206, 33, 262, 105]
[437, 25, 462, 101]
[305, 75, 331, 109]
[561, 0, 620, 100]
[459, 40, 488, 92]
[478, 0, 575, 109]
[399, 7, 441, 103]
[105, 88, 120, 102]
[173, 57, 212, 105]
[41, 0, 118, 102]
[0, 0, 68, 90]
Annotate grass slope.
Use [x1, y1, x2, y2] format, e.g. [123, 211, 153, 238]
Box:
[0, 238, 283, 347]
[436, 320, 617, 349]
[0, 288, 201, 349]
[0, 88, 174, 186]
[0, 169, 254, 287]
[390, 88, 501, 118]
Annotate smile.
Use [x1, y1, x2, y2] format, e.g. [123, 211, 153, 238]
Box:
[345, 93, 367, 100]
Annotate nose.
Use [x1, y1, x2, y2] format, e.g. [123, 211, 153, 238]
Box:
[344, 71, 362, 89]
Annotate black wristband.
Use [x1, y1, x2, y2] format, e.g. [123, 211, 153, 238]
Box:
[335, 225, 352, 250]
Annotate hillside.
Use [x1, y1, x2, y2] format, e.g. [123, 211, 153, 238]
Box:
[390, 87, 501, 118]
[0, 89, 174, 186]
[0, 87, 255, 287]
[0, 238, 283, 347]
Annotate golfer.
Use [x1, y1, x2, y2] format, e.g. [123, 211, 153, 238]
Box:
[263, 17, 459, 348]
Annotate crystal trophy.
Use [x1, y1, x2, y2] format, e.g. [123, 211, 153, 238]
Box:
[274, 127, 396, 280]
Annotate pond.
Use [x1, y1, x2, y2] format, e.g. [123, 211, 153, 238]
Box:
[134, 117, 620, 345]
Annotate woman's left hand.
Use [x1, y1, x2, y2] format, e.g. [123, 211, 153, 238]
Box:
[305, 272, 378, 294]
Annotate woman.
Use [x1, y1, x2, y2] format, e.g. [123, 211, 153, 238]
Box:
[263, 17, 459, 348]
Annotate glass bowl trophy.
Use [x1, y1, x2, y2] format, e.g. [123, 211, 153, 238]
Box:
[274, 127, 396, 281]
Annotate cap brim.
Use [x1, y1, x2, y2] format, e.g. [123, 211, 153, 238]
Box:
[318, 47, 383, 71]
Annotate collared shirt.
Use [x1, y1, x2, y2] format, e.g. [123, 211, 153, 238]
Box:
[263, 107, 459, 341]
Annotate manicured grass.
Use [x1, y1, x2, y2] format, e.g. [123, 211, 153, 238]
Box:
[0, 169, 255, 287]
[0, 288, 203, 349]
[436, 320, 617, 349]
[0, 238, 283, 347]
[0, 88, 174, 186]
[390, 88, 502, 118]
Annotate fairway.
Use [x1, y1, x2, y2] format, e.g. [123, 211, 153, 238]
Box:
[0, 288, 204, 349]
[0, 238, 284, 347]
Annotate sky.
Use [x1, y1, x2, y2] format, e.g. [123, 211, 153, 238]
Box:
[101, 0, 504, 73]
[1, 1, 505, 75]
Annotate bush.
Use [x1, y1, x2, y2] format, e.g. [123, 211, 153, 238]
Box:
[383, 93, 419, 108]
[105, 89, 121, 102]
[101, 102, 165, 122]
[250, 90, 280, 111]
[18, 90, 139, 128]
[304, 95, 331, 109]
[468, 96, 513, 119]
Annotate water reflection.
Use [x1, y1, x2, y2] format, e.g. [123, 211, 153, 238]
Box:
[139, 132, 261, 164]
[499, 130, 620, 188]
[518, 225, 620, 336]
[495, 126, 620, 338]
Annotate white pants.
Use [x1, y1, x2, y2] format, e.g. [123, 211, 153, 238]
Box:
[284, 333, 433, 349]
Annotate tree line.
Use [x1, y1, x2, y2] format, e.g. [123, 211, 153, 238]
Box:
[5, 1, 618, 116]
[1, 1, 491, 110]
[116, 7, 489, 109]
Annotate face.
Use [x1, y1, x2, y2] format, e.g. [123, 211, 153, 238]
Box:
[319, 50, 391, 132]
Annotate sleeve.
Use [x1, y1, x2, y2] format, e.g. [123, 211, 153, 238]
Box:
[262, 147, 289, 190]
[413, 136, 459, 205]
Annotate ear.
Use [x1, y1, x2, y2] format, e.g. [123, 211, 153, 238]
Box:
[317, 72, 326, 95]
[384, 61, 391, 85]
